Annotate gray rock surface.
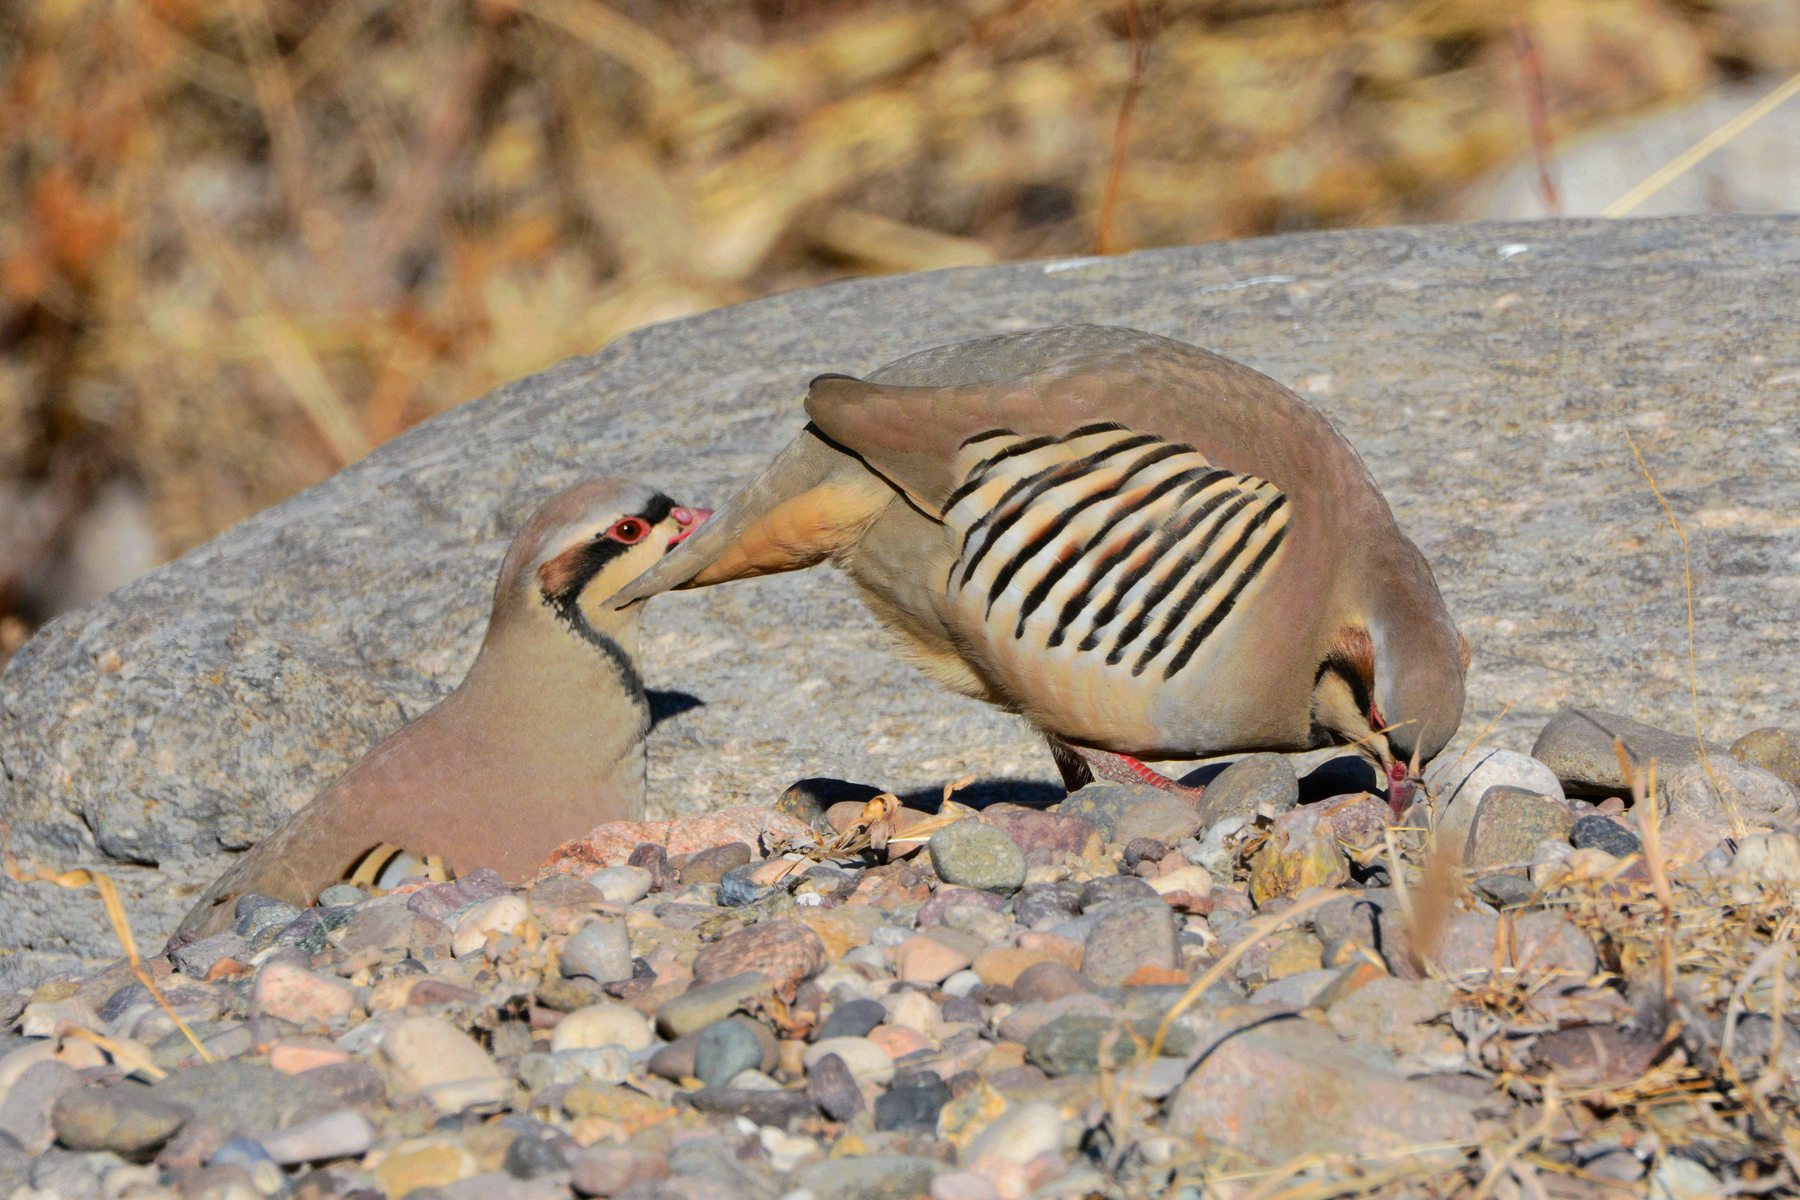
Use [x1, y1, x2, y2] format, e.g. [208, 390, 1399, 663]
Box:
[2, 216, 1797, 971]
[1532, 707, 1731, 793]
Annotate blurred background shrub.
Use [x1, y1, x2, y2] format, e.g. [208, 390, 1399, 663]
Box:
[2, 0, 1797, 662]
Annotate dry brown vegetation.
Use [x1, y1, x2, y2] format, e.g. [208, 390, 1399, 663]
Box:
[1, 0, 1794, 657]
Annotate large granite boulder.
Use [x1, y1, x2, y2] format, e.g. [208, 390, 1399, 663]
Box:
[3, 217, 1796, 975]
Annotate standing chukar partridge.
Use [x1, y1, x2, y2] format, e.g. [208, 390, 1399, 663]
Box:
[608, 325, 1466, 801]
[170, 478, 708, 945]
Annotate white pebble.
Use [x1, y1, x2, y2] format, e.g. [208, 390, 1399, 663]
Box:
[965, 1101, 1064, 1165]
[586, 865, 654, 905]
[260, 1109, 376, 1164]
[380, 1016, 512, 1113]
[552, 1002, 654, 1054]
[803, 1037, 893, 1085]
[451, 894, 529, 957]
[941, 969, 983, 998]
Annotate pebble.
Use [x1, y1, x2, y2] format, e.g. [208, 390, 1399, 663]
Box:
[1025, 1013, 1139, 1076]
[1434, 911, 1597, 992]
[928, 822, 1027, 894]
[1108, 793, 1205, 845]
[805, 1051, 865, 1122]
[1661, 756, 1798, 825]
[796, 1155, 943, 1200]
[1199, 753, 1299, 823]
[692, 921, 828, 992]
[17, 729, 1782, 1199]
[317, 883, 367, 907]
[257, 1108, 375, 1164]
[694, 1017, 767, 1087]
[1248, 807, 1349, 904]
[374, 1136, 480, 1196]
[875, 1071, 951, 1132]
[1732, 726, 1800, 790]
[451, 893, 531, 956]
[235, 897, 303, 941]
[1570, 813, 1643, 858]
[1531, 707, 1726, 793]
[0, 1060, 78, 1153]
[249, 959, 356, 1026]
[1081, 902, 1177, 987]
[1166, 1017, 1480, 1163]
[804, 1037, 895, 1085]
[655, 972, 772, 1038]
[518, 1047, 631, 1090]
[894, 933, 974, 984]
[1426, 748, 1565, 846]
[51, 1082, 189, 1155]
[681, 842, 753, 885]
[381, 1016, 514, 1112]
[551, 1002, 654, 1053]
[964, 1100, 1064, 1166]
[585, 864, 654, 905]
[151, 1060, 339, 1139]
[817, 997, 887, 1041]
[1462, 787, 1576, 872]
[570, 1146, 670, 1197]
[560, 917, 635, 984]
[168, 932, 246, 980]
[717, 863, 771, 907]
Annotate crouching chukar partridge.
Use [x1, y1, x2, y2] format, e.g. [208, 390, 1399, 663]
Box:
[170, 478, 708, 946]
[608, 325, 1466, 800]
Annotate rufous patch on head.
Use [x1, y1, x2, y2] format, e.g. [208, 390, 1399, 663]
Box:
[1327, 625, 1376, 692]
[537, 543, 591, 600]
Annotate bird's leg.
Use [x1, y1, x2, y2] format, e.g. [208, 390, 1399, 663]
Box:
[1047, 736, 1206, 802]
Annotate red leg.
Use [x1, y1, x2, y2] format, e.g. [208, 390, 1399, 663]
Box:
[1051, 737, 1207, 802]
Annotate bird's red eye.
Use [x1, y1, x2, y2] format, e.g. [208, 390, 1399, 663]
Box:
[606, 517, 649, 544]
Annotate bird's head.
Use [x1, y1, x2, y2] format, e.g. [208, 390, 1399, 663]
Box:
[1308, 620, 1469, 813]
[496, 479, 709, 638]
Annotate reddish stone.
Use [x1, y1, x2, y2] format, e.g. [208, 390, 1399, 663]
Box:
[538, 807, 814, 877]
[692, 921, 828, 994]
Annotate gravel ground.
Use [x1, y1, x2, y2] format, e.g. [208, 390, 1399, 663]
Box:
[3, 712, 1797, 1198]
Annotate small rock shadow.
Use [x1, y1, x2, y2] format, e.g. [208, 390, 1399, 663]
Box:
[901, 778, 1066, 813]
[647, 689, 705, 730]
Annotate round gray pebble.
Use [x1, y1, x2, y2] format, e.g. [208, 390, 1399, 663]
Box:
[928, 822, 1026, 894]
[694, 1018, 766, 1088]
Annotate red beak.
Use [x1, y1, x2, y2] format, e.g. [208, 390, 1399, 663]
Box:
[669, 507, 712, 546]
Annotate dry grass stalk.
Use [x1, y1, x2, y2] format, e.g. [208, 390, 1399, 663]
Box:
[1145, 886, 1346, 1062]
[1604, 68, 1800, 218]
[1624, 431, 1739, 837]
[2, 841, 214, 1065]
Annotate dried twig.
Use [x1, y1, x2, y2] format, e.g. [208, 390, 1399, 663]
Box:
[3, 840, 214, 1066]
[1604, 69, 1800, 218]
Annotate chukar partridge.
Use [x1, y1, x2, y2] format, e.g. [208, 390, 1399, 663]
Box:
[170, 478, 708, 945]
[608, 325, 1466, 800]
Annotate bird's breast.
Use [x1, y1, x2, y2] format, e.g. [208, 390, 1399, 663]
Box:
[939, 423, 1296, 753]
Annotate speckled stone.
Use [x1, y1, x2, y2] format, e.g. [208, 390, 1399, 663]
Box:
[928, 823, 1027, 895]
